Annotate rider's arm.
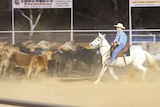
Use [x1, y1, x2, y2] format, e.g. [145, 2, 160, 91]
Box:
[118, 32, 127, 45]
[113, 32, 120, 45]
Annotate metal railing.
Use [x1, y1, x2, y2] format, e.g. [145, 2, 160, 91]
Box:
[0, 29, 159, 45]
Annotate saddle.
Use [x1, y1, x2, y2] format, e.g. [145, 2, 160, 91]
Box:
[110, 43, 130, 65]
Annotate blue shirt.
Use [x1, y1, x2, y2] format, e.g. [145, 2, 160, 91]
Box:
[114, 30, 127, 45]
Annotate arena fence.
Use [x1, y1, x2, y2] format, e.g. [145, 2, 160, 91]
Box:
[0, 30, 159, 45]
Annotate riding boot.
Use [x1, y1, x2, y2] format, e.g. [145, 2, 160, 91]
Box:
[109, 60, 114, 67]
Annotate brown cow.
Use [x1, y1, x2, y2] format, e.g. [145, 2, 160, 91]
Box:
[0, 42, 20, 77]
[27, 50, 53, 79]
[0, 49, 10, 77]
[9, 52, 35, 77]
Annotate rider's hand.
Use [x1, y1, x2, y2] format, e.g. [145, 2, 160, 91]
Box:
[111, 42, 114, 46]
[111, 42, 118, 46]
[113, 42, 118, 46]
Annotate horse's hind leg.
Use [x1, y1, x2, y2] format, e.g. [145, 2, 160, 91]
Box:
[136, 65, 147, 80]
[108, 67, 119, 80]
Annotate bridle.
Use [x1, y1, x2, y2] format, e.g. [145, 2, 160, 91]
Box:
[96, 36, 106, 48]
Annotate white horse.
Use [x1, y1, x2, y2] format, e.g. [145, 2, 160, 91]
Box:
[89, 33, 157, 84]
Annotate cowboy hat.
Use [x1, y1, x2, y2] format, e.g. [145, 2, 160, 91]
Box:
[114, 23, 125, 29]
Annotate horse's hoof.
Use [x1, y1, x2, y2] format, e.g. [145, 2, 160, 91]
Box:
[114, 76, 119, 80]
[93, 80, 99, 84]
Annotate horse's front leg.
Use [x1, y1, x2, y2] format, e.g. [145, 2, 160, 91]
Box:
[108, 67, 119, 80]
[94, 64, 108, 84]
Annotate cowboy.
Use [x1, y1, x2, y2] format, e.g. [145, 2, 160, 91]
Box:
[110, 23, 127, 65]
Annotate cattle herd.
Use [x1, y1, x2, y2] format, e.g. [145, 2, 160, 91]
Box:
[0, 40, 101, 79]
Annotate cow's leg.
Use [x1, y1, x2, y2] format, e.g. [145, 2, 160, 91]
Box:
[54, 63, 58, 75]
[0, 65, 3, 76]
[89, 64, 96, 76]
[2, 60, 10, 77]
[54, 60, 60, 76]
[2, 65, 7, 77]
[9, 64, 14, 78]
[64, 60, 72, 76]
[26, 68, 32, 79]
[33, 67, 41, 78]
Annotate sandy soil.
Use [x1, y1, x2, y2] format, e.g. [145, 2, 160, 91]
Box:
[0, 65, 160, 107]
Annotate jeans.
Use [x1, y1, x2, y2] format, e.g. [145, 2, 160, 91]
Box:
[110, 43, 125, 64]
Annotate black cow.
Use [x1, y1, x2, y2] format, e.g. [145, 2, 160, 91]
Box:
[75, 45, 101, 75]
[48, 49, 75, 76]
[14, 42, 46, 54]
[14, 42, 31, 53]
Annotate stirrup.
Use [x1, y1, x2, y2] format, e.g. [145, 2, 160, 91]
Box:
[108, 63, 114, 67]
[108, 65, 113, 67]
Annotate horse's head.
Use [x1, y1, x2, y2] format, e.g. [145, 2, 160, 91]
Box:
[89, 32, 107, 49]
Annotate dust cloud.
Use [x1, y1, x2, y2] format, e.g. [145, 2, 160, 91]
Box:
[0, 65, 160, 107]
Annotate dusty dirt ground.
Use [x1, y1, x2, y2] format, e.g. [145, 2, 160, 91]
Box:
[0, 64, 160, 107]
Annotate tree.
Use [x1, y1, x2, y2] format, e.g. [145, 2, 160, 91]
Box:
[18, 9, 43, 39]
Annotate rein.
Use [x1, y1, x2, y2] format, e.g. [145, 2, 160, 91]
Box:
[97, 37, 111, 60]
[97, 37, 110, 48]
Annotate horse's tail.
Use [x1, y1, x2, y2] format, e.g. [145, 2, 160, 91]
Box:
[144, 51, 158, 70]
